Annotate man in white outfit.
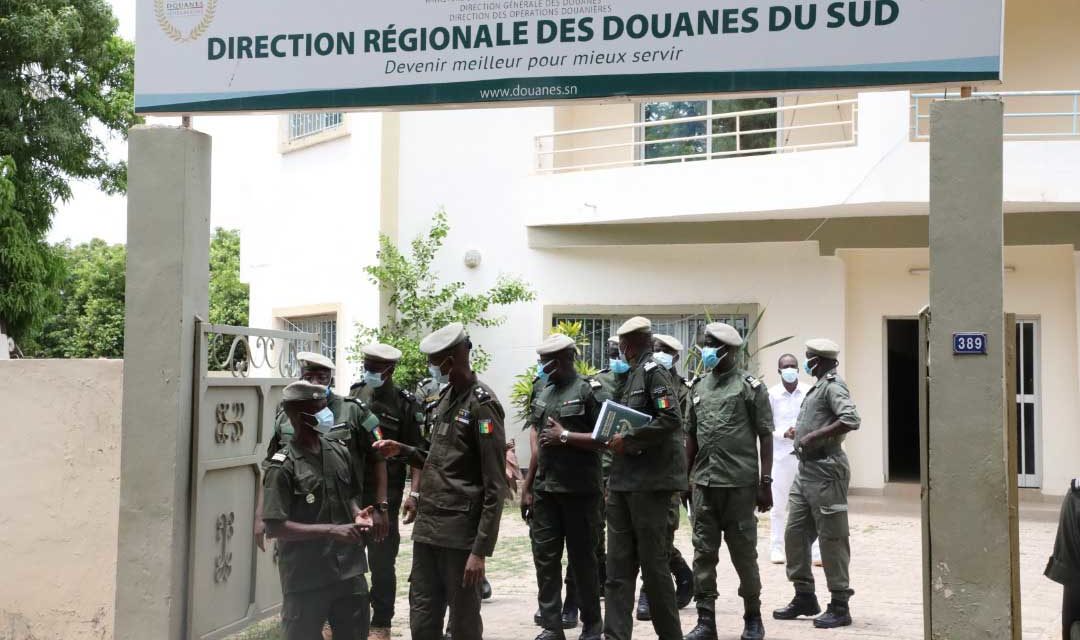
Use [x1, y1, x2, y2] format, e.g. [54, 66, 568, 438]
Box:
[767, 353, 820, 565]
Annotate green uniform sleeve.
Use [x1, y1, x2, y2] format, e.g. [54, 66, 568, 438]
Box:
[400, 395, 423, 448]
[826, 382, 861, 429]
[472, 397, 507, 558]
[262, 464, 292, 522]
[624, 365, 682, 448]
[752, 384, 775, 436]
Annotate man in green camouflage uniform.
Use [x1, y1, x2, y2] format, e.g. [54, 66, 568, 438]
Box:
[683, 323, 774, 640]
[773, 339, 860, 629]
[604, 316, 686, 640]
[522, 334, 605, 640]
[372, 323, 507, 640]
[261, 380, 376, 640]
[348, 343, 425, 640]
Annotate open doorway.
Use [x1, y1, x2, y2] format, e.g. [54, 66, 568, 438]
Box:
[886, 319, 920, 482]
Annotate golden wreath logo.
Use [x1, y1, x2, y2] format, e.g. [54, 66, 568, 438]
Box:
[155, 0, 218, 43]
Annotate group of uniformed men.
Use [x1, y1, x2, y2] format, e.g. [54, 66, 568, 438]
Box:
[257, 316, 862, 640]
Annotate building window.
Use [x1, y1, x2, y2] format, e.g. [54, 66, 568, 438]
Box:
[287, 112, 344, 142]
[283, 314, 337, 362]
[641, 98, 779, 163]
[552, 312, 750, 376]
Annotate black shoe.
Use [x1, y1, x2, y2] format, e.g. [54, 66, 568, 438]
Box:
[813, 603, 852, 629]
[442, 634, 452, 640]
[481, 577, 493, 600]
[635, 590, 651, 621]
[741, 614, 765, 640]
[534, 609, 543, 626]
[673, 561, 694, 609]
[578, 621, 602, 640]
[561, 604, 579, 629]
[682, 612, 717, 640]
[772, 593, 821, 620]
[535, 630, 567, 640]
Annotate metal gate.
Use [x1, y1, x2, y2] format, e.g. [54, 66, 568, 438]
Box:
[186, 322, 319, 639]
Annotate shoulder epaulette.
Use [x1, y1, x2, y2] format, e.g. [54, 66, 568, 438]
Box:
[745, 375, 762, 390]
[684, 376, 698, 389]
[826, 372, 837, 381]
[644, 361, 658, 372]
[588, 378, 602, 390]
[268, 450, 289, 464]
[345, 396, 369, 410]
[474, 385, 494, 404]
[350, 381, 366, 392]
[326, 424, 352, 440]
[398, 387, 416, 403]
[598, 368, 611, 374]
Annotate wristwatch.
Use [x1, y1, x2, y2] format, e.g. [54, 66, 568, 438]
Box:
[409, 491, 420, 499]
[559, 431, 569, 445]
[375, 501, 390, 513]
[760, 475, 774, 485]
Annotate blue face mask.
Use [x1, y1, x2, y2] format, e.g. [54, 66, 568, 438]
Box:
[653, 352, 675, 370]
[780, 367, 799, 384]
[804, 357, 819, 376]
[364, 371, 386, 389]
[700, 346, 727, 371]
[536, 360, 555, 384]
[428, 358, 450, 386]
[609, 358, 630, 374]
[302, 407, 336, 434]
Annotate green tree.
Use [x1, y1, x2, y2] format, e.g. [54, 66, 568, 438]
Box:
[350, 209, 535, 391]
[26, 238, 126, 358]
[0, 0, 138, 345]
[208, 227, 250, 364]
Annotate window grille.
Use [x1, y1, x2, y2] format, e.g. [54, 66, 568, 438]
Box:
[287, 112, 344, 141]
[283, 315, 337, 364]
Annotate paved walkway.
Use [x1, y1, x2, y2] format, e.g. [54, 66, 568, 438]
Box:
[380, 495, 1064, 640]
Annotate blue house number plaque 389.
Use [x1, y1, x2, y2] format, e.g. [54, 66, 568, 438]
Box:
[953, 332, 988, 355]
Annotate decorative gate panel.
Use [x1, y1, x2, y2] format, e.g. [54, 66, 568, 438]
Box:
[187, 323, 319, 639]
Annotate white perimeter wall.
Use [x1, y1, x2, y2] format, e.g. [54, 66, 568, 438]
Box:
[843, 246, 1080, 495]
[0, 360, 122, 639]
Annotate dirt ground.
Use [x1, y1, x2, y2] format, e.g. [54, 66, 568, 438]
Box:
[238, 495, 1065, 640]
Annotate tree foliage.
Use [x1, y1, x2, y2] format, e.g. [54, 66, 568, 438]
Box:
[350, 209, 535, 391]
[22, 228, 248, 359]
[0, 0, 138, 342]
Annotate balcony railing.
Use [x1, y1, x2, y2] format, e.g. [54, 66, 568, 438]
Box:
[912, 90, 1080, 140]
[535, 98, 858, 174]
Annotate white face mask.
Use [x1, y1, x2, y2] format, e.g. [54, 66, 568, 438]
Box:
[653, 352, 675, 370]
[780, 367, 799, 384]
[364, 371, 386, 389]
[429, 357, 451, 385]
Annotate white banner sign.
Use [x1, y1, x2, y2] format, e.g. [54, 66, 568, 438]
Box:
[136, 0, 1003, 114]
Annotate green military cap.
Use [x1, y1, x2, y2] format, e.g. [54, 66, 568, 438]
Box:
[654, 333, 684, 352]
[282, 380, 327, 402]
[297, 351, 335, 371]
[419, 322, 467, 355]
[706, 322, 744, 347]
[616, 316, 651, 336]
[806, 338, 840, 359]
[536, 333, 576, 356]
[361, 342, 403, 362]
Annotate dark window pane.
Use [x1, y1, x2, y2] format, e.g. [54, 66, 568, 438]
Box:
[1014, 323, 1022, 392]
[711, 98, 778, 156]
[643, 101, 707, 162]
[1022, 323, 1035, 395]
[1014, 403, 1023, 470]
[1023, 403, 1036, 475]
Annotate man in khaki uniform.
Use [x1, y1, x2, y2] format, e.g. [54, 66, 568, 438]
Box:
[684, 323, 774, 640]
[522, 334, 605, 640]
[261, 381, 376, 640]
[773, 339, 860, 629]
[348, 343, 425, 640]
[604, 316, 686, 640]
[372, 323, 507, 640]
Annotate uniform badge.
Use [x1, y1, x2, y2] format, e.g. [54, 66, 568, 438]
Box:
[305, 493, 315, 504]
[455, 409, 471, 425]
[479, 419, 494, 436]
[373, 426, 385, 441]
[271, 452, 287, 462]
[656, 395, 674, 410]
[692, 395, 701, 405]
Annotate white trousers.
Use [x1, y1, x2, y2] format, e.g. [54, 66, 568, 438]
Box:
[771, 452, 820, 560]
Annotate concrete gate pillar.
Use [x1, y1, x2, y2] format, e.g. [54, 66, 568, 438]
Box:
[925, 99, 1017, 639]
[114, 126, 211, 640]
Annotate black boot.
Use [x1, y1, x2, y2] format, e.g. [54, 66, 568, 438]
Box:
[578, 620, 602, 640]
[535, 629, 567, 640]
[534, 608, 543, 626]
[481, 577, 493, 600]
[741, 614, 765, 640]
[673, 559, 694, 609]
[772, 593, 821, 620]
[635, 589, 651, 621]
[683, 609, 717, 640]
[813, 602, 852, 629]
[561, 602, 579, 629]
